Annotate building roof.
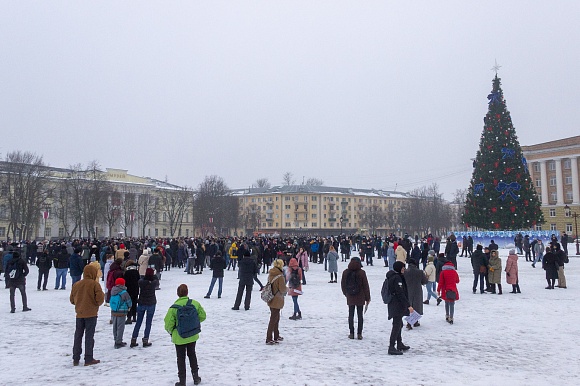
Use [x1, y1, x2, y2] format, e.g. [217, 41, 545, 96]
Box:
[521, 135, 580, 152]
[230, 185, 410, 198]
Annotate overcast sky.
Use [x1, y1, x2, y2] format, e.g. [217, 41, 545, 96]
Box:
[1, 1, 579, 199]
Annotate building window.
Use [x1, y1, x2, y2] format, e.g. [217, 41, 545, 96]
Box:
[276, 205, 279, 209]
[312, 222, 317, 227]
[303, 222, 308, 227]
[262, 223, 266, 228]
[285, 196, 290, 201]
[565, 176, 573, 185]
[564, 159, 571, 169]
[324, 223, 327, 227]
[155, 228, 159, 237]
[0, 227, 5, 237]
[549, 177, 557, 186]
[535, 225, 542, 231]
[186, 229, 189, 237]
[44, 227, 51, 237]
[533, 163, 541, 172]
[59, 228, 65, 238]
[567, 224, 573, 232]
[549, 161, 556, 171]
[312, 196, 317, 201]
[550, 192, 557, 202]
[566, 191, 573, 201]
[549, 209, 556, 217]
[276, 223, 279, 227]
[538, 194, 542, 203]
[535, 179, 541, 187]
[163, 228, 167, 236]
[311, 205, 317, 209]
[550, 223, 557, 231]
[285, 205, 291, 210]
[285, 214, 290, 219]
[285, 222, 291, 227]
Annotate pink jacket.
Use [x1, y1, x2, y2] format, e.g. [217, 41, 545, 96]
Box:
[295, 251, 309, 271]
[505, 253, 518, 285]
[286, 258, 303, 296]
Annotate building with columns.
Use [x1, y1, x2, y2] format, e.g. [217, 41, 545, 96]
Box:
[522, 135, 580, 236]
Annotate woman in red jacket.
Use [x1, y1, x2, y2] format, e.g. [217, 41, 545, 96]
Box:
[437, 260, 460, 324]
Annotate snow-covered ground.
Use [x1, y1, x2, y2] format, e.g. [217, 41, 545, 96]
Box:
[2, 246, 579, 386]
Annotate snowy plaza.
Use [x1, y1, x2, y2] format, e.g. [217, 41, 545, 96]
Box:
[1, 247, 578, 386]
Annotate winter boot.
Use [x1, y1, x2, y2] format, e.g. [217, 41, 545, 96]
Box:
[296, 311, 302, 320]
[490, 284, 496, 294]
[193, 371, 201, 385]
[125, 317, 132, 325]
[348, 333, 354, 339]
[130, 338, 138, 348]
[510, 285, 517, 294]
[436, 297, 442, 306]
[447, 317, 454, 325]
[497, 284, 502, 295]
[406, 323, 413, 330]
[423, 299, 429, 305]
[289, 313, 297, 320]
[397, 342, 410, 351]
[357, 334, 363, 340]
[516, 284, 521, 293]
[388, 345, 403, 355]
[142, 338, 152, 347]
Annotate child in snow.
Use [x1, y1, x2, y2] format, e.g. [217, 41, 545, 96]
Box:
[110, 277, 132, 348]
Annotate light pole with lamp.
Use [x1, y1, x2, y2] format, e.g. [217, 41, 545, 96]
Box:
[340, 216, 344, 236]
[564, 205, 580, 255]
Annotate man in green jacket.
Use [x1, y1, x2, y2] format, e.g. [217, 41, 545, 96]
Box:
[164, 284, 206, 386]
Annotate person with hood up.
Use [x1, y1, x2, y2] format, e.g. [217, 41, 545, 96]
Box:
[505, 249, 521, 293]
[106, 258, 124, 303]
[232, 250, 257, 311]
[123, 260, 141, 323]
[110, 277, 132, 348]
[437, 260, 460, 324]
[387, 261, 413, 355]
[70, 264, 105, 366]
[404, 259, 427, 329]
[265, 259, 287, 345]
[340, 256, 370, 340]
[286, 257, 303, 320]
[131, 268, 158, 348]
[327, 245, 339, 283]
[138, 248, 150, 278]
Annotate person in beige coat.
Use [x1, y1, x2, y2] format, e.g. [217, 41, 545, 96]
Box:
[266, 259, 287, 345]
[395, 245, 407, 263]
[488, 250, 502, 294]
[138, 248, 151, 278]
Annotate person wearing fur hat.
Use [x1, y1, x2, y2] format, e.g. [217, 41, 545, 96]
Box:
[138, 248, 150, 278]
[386, 261, 413, 355]
[131, 268, 158, 348]
[110, 277, 132, 348]
[266, 259, 287, 345]
[505, 249, 520, 293]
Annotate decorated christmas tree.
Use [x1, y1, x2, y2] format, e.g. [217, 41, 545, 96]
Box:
[462, 74, 544, 230]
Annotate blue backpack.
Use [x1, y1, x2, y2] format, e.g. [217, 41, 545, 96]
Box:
[171, 299, 201, 338]
[110, 289, 130, 313]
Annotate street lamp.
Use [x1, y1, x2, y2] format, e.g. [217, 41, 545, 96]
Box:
[564, 205, 580, 255]
[340, 216, 344, 235]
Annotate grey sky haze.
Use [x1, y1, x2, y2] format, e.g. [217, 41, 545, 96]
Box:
[1, 1, 579, 199]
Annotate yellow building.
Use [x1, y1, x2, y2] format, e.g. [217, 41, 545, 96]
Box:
[233, 185, 412, 236]
[522, 135, 580, 236]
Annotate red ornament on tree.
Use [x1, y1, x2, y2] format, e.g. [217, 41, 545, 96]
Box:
[496, 114, 501, 119]
[494, 161, 499, 168]
[505, 167, 512, 174]
[493, 179, 498, 186]
[494, 223, 501, 229]
[524, 200, 529, 206]
[487, 127, 493, 131]
[510, 206, 516, 213]
[491, 207, 497, 213]
[504, 130, 509, 136]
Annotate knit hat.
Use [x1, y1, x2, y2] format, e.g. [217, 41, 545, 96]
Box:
[115, 278, 125, 286]
[146, 268, 155, 276]
[428, 250, 435, 256]
[393, 261, 405, 273]
[509, 249, 516, 254]
[428, 255, 434, 262]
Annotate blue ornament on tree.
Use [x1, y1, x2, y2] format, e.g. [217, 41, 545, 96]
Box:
[496, 182, 521, 201]
[501, 148, 515, 159]
[487, 91, 501, 105]
[522, 157, 528, 173]
[474, 183, 485, 196]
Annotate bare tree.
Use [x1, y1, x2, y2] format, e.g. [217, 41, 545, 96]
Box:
[399, 184, 451, 236]
[120, 189, 137, 237]
[282, 172, 295, 186]
[360, 204, 387, 234]
[0, 151, 54, 240]
[305, 177, 324, 186]
[159, 187, 193, 237]
[240, 204, 262, 235]
[136, 192, 156, 237]
[193, 175, 231, 236]
[253, 178, 271, 189]
[80, 161, 110, 239]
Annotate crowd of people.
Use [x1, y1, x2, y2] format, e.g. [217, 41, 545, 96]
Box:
[0, 230, 572, 384]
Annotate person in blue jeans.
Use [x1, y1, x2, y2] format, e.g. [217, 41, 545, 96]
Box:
[55, 268, 68, 290]
[423, 253, 438, 304]
[205, 252, 226, 299]
[53, 246, 70, 290]
[130, 268, 158, 348]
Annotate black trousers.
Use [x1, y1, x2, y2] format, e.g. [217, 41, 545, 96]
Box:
[37, 269, 49, 290]
[175, 341, 198, 383]
[389, 316, 403, 347]
[73, 317, 97, 362]
[233, 282, 253, 310]
[473, 272, 485, 292]
[348, 305, 364, 335]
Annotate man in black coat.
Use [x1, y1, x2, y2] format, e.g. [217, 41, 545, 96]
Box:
[36, 251, 52, 291]
[123, 260, 141, 323]
[6, 252, 31, 313]
[232, 250, 257, 311]
[470, 245, 487, 294]
[387, 261, 413, 355]
[561, 232, 569, 256]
